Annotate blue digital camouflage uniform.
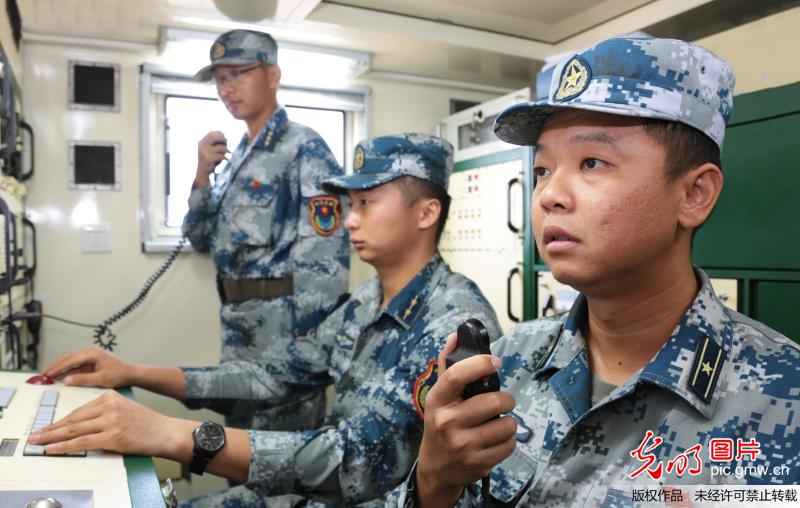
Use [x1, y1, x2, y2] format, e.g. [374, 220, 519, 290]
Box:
[184, 253, 500, 507]
[181, 134, 502, 507]
[391, 37, 800, 506]
[395, 269, 800, 506]
[182, 29, 350, 432]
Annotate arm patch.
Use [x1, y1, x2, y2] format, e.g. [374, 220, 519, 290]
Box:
[413, 360, 439, 420]
[309, 195, 341, 236]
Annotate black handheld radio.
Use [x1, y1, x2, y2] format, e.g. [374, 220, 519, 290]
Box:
[446, 318, 500, 399]
[445, 318, 500, 508]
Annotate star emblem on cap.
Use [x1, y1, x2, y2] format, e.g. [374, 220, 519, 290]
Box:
[212, 42, 226, 60]
[555, 56, 591, 101]
[353, 146, 365, 170]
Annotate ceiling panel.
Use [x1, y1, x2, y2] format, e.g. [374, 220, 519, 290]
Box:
[321, 0, 653, 42]
[17, 0, 800, 90]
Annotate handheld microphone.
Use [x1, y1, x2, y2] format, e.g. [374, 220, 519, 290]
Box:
[211, 139, 227, 167]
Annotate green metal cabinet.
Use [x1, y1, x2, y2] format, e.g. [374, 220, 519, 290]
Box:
[696, 81, 800, 341]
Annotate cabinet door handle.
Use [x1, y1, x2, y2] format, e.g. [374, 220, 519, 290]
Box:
[22, 217, 36, 278]
[506, 177, 522, 234]
[18, 120, 34, 181]
[506, 266, 522, 323]
[0, 197, 14, 294]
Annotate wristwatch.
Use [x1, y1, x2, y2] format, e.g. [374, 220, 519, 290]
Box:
[190, 420, 226, 475]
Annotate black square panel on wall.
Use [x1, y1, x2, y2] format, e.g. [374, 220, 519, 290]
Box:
[69, 60, 119, 112]
[69, 141, 120, 190]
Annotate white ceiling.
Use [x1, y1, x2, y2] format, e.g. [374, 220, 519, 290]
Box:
[326, 0, 654, 42]
[15, 0, 780, 90]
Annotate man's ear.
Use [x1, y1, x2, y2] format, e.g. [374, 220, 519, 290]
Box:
[267, 65, 281, 91]
[417, 198, 441, 232]
[678, 163, 724, 229]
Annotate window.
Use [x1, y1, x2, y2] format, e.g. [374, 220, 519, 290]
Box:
[163, 98, 345, 228]
[140, 64, 368, 251]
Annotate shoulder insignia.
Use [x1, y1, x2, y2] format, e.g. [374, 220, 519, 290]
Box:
[212, 42, 226, 60]
[554, 56, 591, 102]
[353, 146, 365, 171]
[413, 360, 439, 420]
[688, 335, 725, 404]
[309, 195, 341, 236]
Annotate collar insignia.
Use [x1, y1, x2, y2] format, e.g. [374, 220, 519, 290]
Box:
[688, 335, 725, 404]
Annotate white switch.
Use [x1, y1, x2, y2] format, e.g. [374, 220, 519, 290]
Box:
[80, 224, 112, 253]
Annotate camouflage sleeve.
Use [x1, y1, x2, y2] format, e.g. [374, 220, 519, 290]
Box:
[181, 307, 341, 408]
[291, 137, 350, 336]
[245, 300, 501, 504]
[181, 185, 217, 253]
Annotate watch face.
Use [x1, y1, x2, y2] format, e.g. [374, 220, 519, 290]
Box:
[196, 422, 225, 452]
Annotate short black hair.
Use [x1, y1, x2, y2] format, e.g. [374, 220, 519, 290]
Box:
[643, 120, 722, 238]
[643, 120, 721, 180]
[393, 176, 451, 243]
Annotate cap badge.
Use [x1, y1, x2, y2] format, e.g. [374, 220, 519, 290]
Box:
[212, 42, 226, 60]
[353, 146, 365, 171]
[554, 56, 591, 102]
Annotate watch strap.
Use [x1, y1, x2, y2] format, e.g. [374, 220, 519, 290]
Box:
[190, 453, 211, 475]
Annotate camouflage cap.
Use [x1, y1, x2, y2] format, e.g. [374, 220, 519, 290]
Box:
[494, 37, 736, 148]
[195, 29, 278, 81]
[322, 133, 454, 194]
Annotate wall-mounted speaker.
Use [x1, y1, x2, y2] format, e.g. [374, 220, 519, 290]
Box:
[68, 60, 119, 112]
[68, 141, 120, 190]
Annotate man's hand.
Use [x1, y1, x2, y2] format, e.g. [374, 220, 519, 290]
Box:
[43, 346, 138, 388]
[29, 394, 251, 482]
[43, 346, 188, 400]
[415, 333, 517, 507]
[27, 392, 192, 460]
[195, 131, 229, 188]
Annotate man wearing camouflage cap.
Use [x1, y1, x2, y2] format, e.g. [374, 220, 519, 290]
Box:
[401, 37, 800, 507]
[32, 134, 501, 507]
[182, 29, 349, 434]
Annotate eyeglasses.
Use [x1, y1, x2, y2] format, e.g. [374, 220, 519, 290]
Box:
[214, 64, 264, 89]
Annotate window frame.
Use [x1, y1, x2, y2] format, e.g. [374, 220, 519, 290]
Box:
[139, 63, 369, 252]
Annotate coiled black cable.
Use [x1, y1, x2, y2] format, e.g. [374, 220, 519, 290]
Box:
[93, 238, 187, 350]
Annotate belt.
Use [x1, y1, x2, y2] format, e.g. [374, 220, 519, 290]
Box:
[217, 275, 294, 304]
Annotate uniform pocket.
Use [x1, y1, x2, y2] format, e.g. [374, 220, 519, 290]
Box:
[230, 201, 275, 247]
[490, 449, 537, 504]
